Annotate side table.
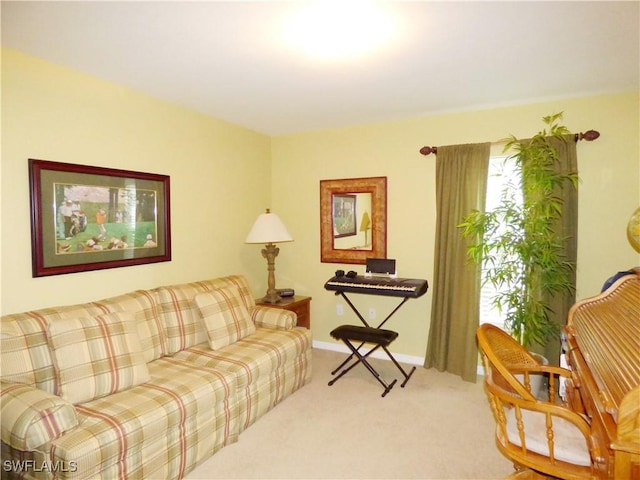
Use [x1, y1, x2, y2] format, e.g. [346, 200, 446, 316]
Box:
[256, 296, 311, 329]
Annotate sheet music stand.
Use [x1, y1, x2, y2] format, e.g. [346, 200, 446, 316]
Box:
[366, 258, 396, 276]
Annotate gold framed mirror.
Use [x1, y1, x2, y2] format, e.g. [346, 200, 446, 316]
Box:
[320, 176, 387, 264]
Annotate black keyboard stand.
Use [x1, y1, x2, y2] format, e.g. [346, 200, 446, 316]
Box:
[330, 291, 417, 388]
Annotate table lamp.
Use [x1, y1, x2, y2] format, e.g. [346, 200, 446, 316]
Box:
[245, 209, 293, 303]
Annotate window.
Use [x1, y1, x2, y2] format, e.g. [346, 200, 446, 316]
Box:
[479, 155, 522, 328]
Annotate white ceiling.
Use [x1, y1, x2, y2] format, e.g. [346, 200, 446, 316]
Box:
[2, 1, 638, 136]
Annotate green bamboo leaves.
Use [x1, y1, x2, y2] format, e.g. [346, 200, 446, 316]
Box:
[459, 113, 578, 347]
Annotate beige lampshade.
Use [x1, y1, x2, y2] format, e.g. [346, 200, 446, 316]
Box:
[245, 209, 293, 244]
[359, 211, 371, 232]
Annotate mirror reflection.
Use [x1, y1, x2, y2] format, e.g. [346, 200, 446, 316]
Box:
[332, 192, 372, 251]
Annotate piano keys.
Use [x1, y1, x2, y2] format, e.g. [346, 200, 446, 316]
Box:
[324, 275, 429, 298]
[564, 269, 640, 479]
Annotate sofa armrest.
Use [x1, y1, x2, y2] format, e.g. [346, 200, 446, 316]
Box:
[1, 381, 78, 450]
[251, 305, 296, 330]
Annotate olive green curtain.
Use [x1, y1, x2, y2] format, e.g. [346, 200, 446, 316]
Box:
[424, 143, 490, 383]
[536, 134, 578, 365]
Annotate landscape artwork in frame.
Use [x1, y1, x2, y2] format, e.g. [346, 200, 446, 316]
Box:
[332, 194, 357, 238]
[29, 159, 171, 277]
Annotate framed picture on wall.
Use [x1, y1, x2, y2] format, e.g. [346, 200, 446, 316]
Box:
[332, 194, 357, 238]
[29, 158, 171, 277]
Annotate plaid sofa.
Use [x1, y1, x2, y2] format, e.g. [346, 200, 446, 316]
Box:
[0, 275, 312, 480]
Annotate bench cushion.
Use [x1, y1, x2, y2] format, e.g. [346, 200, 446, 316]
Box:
[331, 325, 398, 346]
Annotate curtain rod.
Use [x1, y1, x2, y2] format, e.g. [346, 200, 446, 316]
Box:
[419, 129, 600, 156]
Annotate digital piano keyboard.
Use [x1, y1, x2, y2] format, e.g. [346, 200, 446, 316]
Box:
[324, 275, 429, 298]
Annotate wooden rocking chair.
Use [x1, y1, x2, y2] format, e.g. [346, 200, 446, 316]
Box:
[477, 324, 599, 480]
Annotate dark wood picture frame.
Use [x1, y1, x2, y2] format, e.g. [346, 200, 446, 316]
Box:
[320, 176, 387, 264]
[29, 159, 171, 277]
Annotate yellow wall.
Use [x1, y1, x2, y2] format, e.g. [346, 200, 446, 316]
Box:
[272, 93, 640, 359]
[1, 49, 272, 313]
[2, 49, 639, 363]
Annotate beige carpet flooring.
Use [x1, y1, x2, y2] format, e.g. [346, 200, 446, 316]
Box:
[185, 348, 514, 480]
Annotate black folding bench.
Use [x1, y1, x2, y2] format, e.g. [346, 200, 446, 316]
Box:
[329, 324, 402, 397]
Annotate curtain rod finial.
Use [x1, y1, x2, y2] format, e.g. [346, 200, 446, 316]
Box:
[420, 146, 437, 156]
[575, 130, 600, 142]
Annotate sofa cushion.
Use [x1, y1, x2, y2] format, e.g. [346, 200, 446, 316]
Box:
[195, 286, 256, 350]
[48, 357, 238, 480]
[174, 326, 312, 388]
[153, 276, 256, 355]
[0, 304, 116, 394]
[46, 312, 150, 404]
[0, 289, 162, 394]
[153, 282, 210, 354]
[199, 275, 256, 313]
[91, 290, 166, 362]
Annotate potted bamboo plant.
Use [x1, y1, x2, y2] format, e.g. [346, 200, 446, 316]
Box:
[458, 113, 579, 352]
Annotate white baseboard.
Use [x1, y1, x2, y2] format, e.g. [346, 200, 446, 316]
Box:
[312, 340, 425, 366]
[313, 340, 486, 377]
